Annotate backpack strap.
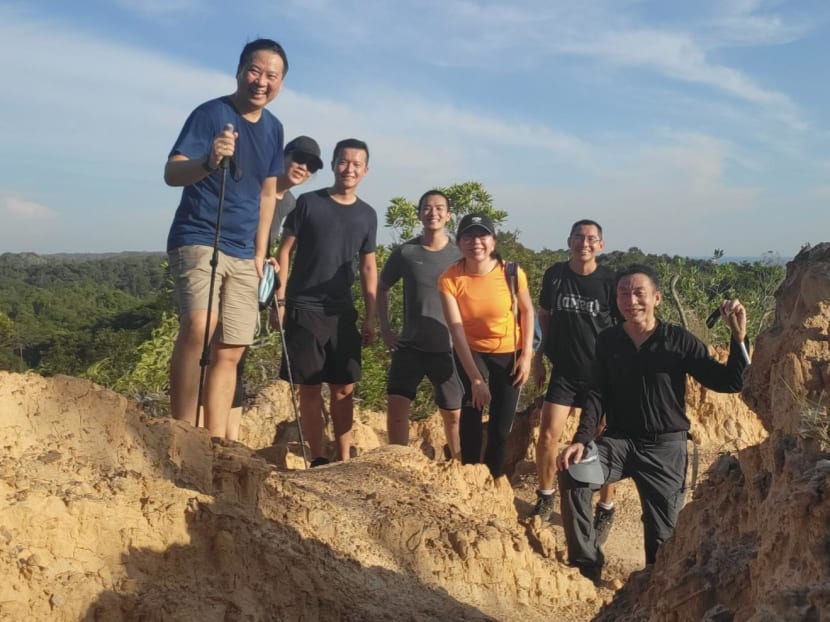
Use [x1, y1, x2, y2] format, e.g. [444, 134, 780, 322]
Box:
[504, 260, 520, 364]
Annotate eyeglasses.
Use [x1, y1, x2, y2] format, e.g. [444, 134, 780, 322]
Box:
[570, 234, 601, 244]
[289, 152, 322, 173]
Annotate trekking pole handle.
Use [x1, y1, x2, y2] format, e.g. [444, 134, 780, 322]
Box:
[221, 123, 234, 170]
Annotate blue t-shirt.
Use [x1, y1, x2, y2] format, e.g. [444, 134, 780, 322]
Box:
[166, 96, 284, 259]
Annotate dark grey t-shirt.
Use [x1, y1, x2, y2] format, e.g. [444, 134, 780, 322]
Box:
[380, 236, 461, 352]
[269, 190, 296, 243]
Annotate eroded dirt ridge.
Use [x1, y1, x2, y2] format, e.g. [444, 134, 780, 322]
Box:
[1, 246, 827, 621]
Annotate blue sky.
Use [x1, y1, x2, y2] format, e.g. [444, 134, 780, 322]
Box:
[1, 0, 827, 257]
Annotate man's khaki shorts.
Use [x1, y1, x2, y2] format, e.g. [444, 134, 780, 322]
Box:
[168, 245, 258, 346]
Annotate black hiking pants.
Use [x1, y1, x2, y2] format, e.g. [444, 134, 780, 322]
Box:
[456, 351, 521, 479]
[559, 432, 687, 569]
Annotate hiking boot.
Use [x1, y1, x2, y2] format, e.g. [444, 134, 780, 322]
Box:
[594, 504, 616, 547]
[577, 563, 603, 588]
[531, 492, 555, 521]
[309, 457, 330, 468]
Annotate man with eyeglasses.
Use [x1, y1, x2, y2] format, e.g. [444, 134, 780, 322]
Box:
[165, 38, 288, 438]
[531, 220, 621, 531]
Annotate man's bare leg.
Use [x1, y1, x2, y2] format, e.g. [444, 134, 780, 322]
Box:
[226, 406, 243, 441]
[170, 310, 216, 426]
[298, 384, 325, 460]
[387, 394, 411, 446]
[330, 383, 354, 461]
[599, 484, 615, 504]
[439, 408, 461, 460]
[536, 401, 579, 491]
[204, 343, 245, 438]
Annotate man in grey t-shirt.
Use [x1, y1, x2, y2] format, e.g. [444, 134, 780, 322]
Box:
[378, 190, 463, 458]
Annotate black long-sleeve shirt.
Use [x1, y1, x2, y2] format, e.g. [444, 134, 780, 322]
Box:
[574, 322, 748, 445]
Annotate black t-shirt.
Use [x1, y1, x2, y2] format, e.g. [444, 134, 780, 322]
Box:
[574, 322, 749, 444]
[283, 189, 377, 313]
[538, 263, 620, 381]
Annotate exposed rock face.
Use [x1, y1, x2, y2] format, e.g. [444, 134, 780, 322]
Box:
[597, 243, 830, 621]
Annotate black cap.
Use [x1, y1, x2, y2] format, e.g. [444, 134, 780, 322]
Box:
[456, 213, 496, 241]
[284, 135, 323, 171]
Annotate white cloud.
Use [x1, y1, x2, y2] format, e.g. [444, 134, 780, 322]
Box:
[1, 196, 58, 220]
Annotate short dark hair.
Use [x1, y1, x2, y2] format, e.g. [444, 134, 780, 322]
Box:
[418, 190, 451, 210]
[570, 219, 603, 238]
[616, 264, 661, 291]
[332, 139, 370, 164]
[237, 39, 288, 76]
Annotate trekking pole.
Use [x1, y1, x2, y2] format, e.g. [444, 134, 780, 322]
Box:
[274, 305, 309, 468]
[195, 123, 234, 428]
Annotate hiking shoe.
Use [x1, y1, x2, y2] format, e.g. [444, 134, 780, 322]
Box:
[577, 563, 603, 588]
[531, 492, 555, 521]
[309, 457, 330, 468]
[594, 504, 616, 547]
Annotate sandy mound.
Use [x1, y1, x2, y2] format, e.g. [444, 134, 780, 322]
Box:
[595, 243, 830, 621]
[1, 373, 603, 621]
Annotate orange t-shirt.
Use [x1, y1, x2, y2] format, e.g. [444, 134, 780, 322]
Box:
[438, 260, 528, 353]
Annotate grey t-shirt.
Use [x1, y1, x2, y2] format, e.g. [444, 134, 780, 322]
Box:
[269, 190, 296, 243]
[380, 236, 461, 353]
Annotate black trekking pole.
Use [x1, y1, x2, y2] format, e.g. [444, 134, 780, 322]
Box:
[274, 305, 309, 468]
[195, 123, 234, 428]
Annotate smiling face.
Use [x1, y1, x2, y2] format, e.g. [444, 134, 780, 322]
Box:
[616, 272, 662, 324]
[568, 223, 605, 265]
[459, 227, 496, 262]
[332, 147, 369, 193]
[419, 193, 451, 232]
[284, 153, 313, 186]
[234, 50, 285, 112]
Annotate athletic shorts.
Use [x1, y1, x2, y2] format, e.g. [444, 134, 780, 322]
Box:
[386, 346, 463, 410]
[279, 306, 362, 385]
[168, 245, 258, 346]
[545, 373, 591, 408]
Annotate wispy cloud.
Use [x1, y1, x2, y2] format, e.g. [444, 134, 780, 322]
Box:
[1, 196, 58, 220]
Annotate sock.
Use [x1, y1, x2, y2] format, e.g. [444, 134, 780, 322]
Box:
[598, 501, 615, 511]
[538, 488, 556, 497]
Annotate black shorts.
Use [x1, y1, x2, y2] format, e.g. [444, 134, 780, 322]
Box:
[545, 373, 590, 408]
[279, 307, 362, 385]
[387, 346, 463, 410]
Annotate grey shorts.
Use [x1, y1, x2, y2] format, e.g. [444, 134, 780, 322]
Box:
[168, 245, 258, 346]
[387, 346, 463, 410]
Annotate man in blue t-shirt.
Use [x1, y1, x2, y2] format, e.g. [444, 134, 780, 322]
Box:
[165, 38, 287, 439]
[275, 139, 377, 466]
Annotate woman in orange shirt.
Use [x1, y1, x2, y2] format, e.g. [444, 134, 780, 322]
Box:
[438, 213, 535, 478]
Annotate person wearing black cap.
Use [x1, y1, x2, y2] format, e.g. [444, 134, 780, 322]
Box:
[557, 264, 749, 584]
[269, 136, 324, 241]
[225, 135, 322, 441]
[438, 213, 535, 478]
